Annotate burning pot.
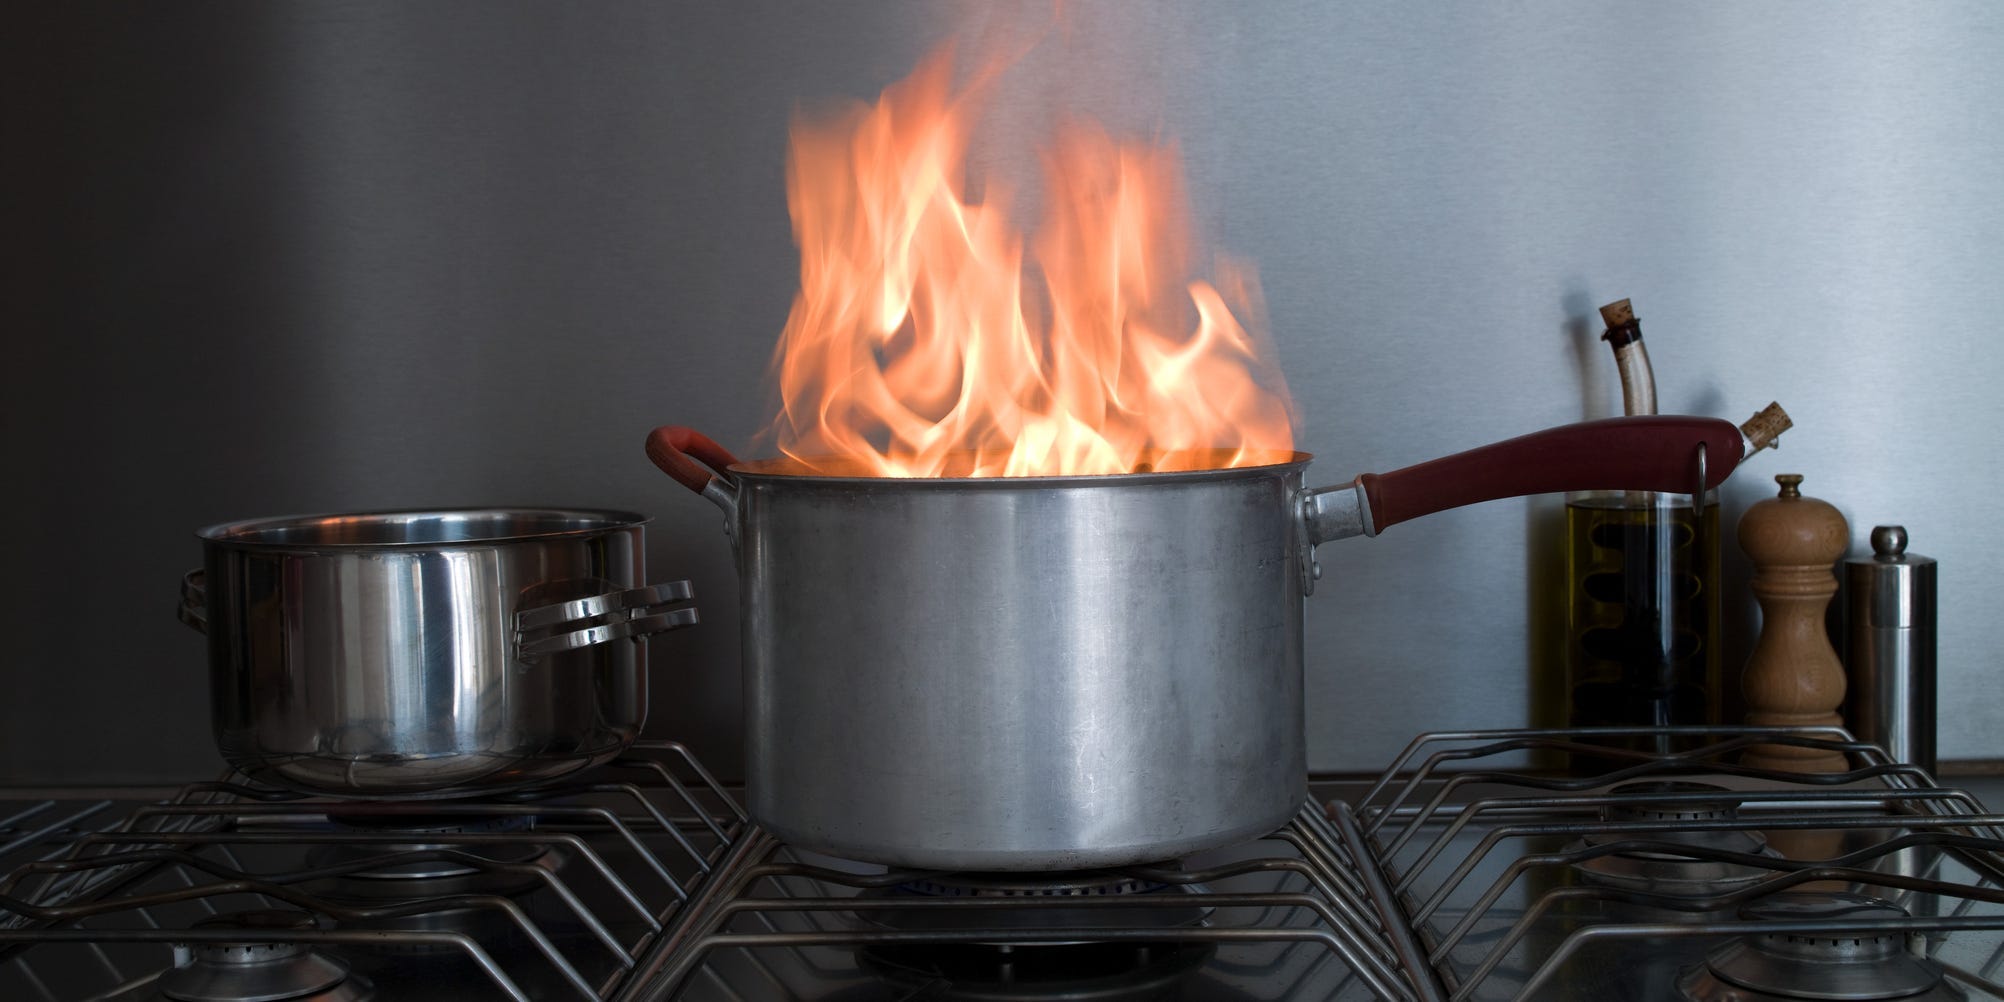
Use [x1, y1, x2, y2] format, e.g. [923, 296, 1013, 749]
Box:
[651, 40, 1751, 869]
[649, 417, 1745, 869]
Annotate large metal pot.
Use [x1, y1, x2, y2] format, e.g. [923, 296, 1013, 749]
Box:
[646, 417, 1744, 869]
[178, 508, 698, 797]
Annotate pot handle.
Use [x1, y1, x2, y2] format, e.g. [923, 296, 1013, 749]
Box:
[178, 569, 207, 634]
[1301, 415, 1745, 546]
[645, 426, 742, 517]
[516, 581, 699, 660]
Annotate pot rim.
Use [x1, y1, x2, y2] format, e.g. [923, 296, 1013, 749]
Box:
[196, 506, 652, 551]
[724, 450, 1316, 489]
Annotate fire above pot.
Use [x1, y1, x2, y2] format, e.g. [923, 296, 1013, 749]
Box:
[652, 39, 1752, 873]
[647, 415, 1750, 871]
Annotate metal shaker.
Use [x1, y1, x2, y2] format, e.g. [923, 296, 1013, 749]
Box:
[1842, 526, 1938, 774]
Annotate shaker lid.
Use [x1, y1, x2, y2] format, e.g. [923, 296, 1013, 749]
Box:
[1854, 525, 1937, 567]
[1846, 525, 1936, 630]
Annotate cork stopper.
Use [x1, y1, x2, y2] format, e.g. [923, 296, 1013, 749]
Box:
[1598, 298, 1642, 348]
[1740, 402, 1792, 454]
[1597, 298, 1636, 328]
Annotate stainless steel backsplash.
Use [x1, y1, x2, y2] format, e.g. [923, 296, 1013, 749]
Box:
[6, 1, 2000, 783]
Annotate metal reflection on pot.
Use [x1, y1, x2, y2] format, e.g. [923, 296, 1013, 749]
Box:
[180, 508, 698, 798]
[648, 416, 1748, 871]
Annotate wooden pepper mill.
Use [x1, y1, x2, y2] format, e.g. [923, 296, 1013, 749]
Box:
[1739, 473, 1850, 773]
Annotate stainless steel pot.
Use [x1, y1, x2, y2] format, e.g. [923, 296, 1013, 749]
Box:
[647, 417, 1745, 869]
[178, 508, 698, 797]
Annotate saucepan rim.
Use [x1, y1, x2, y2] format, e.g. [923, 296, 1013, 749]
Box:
[195, 506, 652, 551]
[724, 451, 1315, 488]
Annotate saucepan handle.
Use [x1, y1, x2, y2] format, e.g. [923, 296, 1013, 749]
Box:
[516, 581, 700, 660]
[178, 569, 207, 634]
[1301, 415, 1745, 546]
[645, 426, 743, 518]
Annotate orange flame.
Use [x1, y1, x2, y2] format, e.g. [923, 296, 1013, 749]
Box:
[768, 49, 1293, 478]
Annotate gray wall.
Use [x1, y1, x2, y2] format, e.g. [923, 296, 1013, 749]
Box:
[6, 2, 2000, 784]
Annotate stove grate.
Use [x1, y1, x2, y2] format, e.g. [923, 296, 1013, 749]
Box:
[10, 727, 2004, 1000]
[627, 802, 1441, 1002]
[1350, 726, 2004, 1002]
[0, 742, 744, 1002]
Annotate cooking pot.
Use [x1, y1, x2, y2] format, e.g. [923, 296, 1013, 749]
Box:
[178, 508, 697, 797]
[646, 417, 1743, 869]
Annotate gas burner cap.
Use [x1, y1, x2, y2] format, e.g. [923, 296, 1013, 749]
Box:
[307, 811, 553, 887]
[1677, 892, 1966, 1001]
[1570, 782, 1782, 894]
[859, 940, 1217, 1002]
[159, 910, 374, 1002]
[1602, 782, 1745, 824]
[321, 811, 539, 835]
[900, 870, 1169, 899]
[864, 870, 1206, 941]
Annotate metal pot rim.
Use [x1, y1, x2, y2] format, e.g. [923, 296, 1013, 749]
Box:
[724, 451, 1315, 489]
[195, 506, 652, 552]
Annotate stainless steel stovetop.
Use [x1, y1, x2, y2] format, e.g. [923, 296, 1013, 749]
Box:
[5, 727, 2003, 1001]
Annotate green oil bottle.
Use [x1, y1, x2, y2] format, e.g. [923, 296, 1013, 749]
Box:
[1563, 490, 1722, 734]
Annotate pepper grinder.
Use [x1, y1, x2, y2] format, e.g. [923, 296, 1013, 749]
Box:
[1739, 474, 1850, 773]
[1843, 526, 1938, 774]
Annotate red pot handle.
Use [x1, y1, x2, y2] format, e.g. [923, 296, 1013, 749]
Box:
[645, 426, 743, 497]
[1306, 415, 1745, 544]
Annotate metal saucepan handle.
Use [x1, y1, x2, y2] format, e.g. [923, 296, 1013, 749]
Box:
[516, 581, 699, 659]
[1301, 415, 1745, 545]
[645, 426, 743, 517]
[179, 569, 207, 634]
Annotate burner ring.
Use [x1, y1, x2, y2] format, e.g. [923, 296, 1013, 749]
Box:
[304, 811, 558, 893]
[1603, 781, 1746, 824]
[861, 870, 1208, 944]
[1570, 781, 1782, 895]
[161, 910, 374, 1002]
[859, 940, 1215, 1002]
[899, 871, 1170, 899]
[1677, 893, 1965, 1002]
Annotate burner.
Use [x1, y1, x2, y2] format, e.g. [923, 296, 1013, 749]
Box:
[157, 910, 373, 1002]
[859, 940, 1216, 1002]
[305, 812, 561, 957]
[1570, 782, 1784, 895]
[308, 811, 558, 897]
[899, 871, 1173, 899]
[863, 870, 1208, 940]
[849, 869, 1217, 999]
[1677, 893, 1967, 1001]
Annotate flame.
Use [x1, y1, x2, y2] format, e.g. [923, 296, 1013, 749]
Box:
[767, 48, 1293, 478]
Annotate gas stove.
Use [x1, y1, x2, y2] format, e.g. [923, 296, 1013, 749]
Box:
[1351, 727, 2004, 1001]
[4, 727, 2002, 1000]
[0, 742, 745, 1001]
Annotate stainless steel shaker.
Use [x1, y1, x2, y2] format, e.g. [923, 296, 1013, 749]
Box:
[1842, 526, 1938, 774]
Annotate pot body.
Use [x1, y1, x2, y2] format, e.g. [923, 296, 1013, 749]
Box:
[732, 461, 1311, 870]
[652, 415, 1747, 870]
[186, 508, 696, 797]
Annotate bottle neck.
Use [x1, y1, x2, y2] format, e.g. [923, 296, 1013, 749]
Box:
[1599, 306, 1657, 418]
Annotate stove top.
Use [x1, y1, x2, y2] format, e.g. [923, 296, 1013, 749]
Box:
[4, 727, 2003, 1001]
[635, 805, 1406, 1001]
[1353, 726, 2004, 1001]
[0, 742, 745, 1001]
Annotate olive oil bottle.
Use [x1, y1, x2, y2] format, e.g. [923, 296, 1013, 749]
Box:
[1561, 298, 1722, 738]
[1558, 299, 1790, 747]
[1563, 490, 1722, 731]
